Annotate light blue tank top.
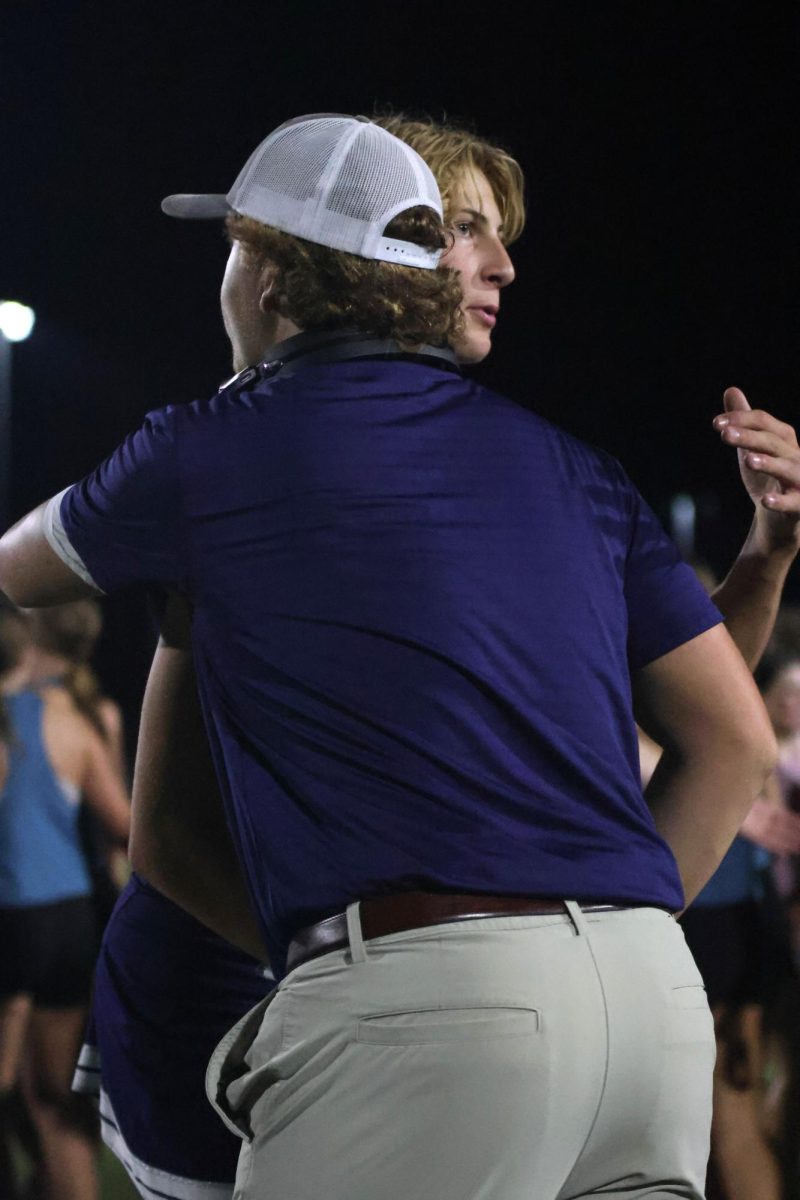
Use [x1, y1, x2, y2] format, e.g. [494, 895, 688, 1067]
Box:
[0, 690, 92, 906]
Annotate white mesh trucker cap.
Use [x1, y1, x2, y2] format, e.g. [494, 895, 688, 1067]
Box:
[161, 114, 444, 270]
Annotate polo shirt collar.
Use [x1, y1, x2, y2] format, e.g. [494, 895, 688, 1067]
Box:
[219, 328, 460, 392]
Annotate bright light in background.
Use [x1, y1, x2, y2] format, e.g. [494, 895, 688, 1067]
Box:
[0, 301, 36, 343]
[669, 492, 696, 559]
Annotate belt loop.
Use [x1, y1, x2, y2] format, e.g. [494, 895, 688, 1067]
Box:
[346, 901, 367, 964]
[564, 899, 588, 937]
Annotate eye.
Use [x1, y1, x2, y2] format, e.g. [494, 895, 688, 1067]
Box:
[451, 219, 474, 239]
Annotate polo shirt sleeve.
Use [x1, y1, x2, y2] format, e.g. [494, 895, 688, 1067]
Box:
[621, 472, 723, 671]
[45, 406, 187, 595]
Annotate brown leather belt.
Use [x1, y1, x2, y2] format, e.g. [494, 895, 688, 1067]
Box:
[285, 891, 630, 975]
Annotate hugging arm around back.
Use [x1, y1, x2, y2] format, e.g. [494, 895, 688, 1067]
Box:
[128, 593, 268, 963]
[633, 622, 777, 906]
[0, 502, 268, 960]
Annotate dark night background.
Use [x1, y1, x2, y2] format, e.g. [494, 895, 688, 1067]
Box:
[2, 0, 799, 740]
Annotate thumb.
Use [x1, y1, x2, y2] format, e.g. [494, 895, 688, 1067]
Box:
[723, 386, 751, 414]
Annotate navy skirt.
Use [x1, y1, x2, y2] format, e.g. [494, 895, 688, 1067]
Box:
[73, 873, 272, 1200]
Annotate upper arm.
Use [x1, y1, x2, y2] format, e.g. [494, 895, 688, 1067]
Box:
[621, 473, 722, 671]
[59, 409, 185, 594]
[0, 407, 186, 607]
[129, 635, 226, 874]
[632, 623, 776, 762]
[0, 501, 100, 607]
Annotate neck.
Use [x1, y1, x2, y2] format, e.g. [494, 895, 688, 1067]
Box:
[271, 315, 304, 348]
[235, 316, 304, 373]
[26, 649, 71, 685]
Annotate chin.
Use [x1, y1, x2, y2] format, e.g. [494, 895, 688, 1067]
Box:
[454, 331, 492, 365]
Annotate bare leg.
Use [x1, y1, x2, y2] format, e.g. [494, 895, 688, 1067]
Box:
[25, 1007, 98, 1200]
[711, 1003, 782, 1200]
[0, 995, 32, 1093]
[0, 994, 33, 1198]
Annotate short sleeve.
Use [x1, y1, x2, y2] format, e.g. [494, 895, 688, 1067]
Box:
[623, 476, 723, 670]
[53, 406, 186, 595]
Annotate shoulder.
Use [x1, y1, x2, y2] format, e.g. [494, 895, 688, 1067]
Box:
[159, 378, 287, 439]
[40, 685, 96, 742]
[38, 684, 73, 713]
[476, 383, 632, 481]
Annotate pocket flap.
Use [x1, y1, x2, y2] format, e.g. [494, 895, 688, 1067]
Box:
[357, 1006, 541, 1045]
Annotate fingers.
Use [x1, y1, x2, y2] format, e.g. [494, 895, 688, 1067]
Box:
[713, 407, 797, 446]
[716, 423, 799, 458]
[762, 489, 800, 513]
[742, 453, 800, 506]
[723, 386, 751, 414]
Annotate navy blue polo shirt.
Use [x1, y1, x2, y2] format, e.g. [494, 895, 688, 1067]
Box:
[53, 333, 721, 976]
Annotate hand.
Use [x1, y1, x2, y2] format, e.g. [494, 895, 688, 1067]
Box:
[714, 387, 800, 552]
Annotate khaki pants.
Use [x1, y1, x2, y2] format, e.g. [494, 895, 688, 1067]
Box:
[207, 904, 714, 1200]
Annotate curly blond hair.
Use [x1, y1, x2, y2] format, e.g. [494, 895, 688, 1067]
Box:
[226, 204, 464, 351]
[373, 113, 526, 245]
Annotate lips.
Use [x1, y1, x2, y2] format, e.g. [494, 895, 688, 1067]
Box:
[467, 305, 498, 328]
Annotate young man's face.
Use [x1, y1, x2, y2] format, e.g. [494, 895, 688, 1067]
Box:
[220, 240, 274, 372]
[441, 169, 515, 364]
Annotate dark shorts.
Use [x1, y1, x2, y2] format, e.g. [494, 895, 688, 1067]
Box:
[681, 899, 765, 1008]
[73, 874, 272, 1197]
[0, 895, 96, 1007]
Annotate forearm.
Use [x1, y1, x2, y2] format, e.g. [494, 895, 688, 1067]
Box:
[712, 514, 798, 670]
[646, 743, 774, 905]
[634, 624, 778, 904]
[131, 803, 267, 961]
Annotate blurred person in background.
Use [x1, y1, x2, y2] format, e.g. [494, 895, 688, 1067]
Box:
[763, 656, 800, 928]
[755, 652, 800, 1194]
[26, 602, 125, 777]
[642, 567, 800, 1200]
[680, 659, 800, 1200]
[27, 601, 128, 940]
[0, 608, 39, 1199]
[0, 606, 130, 1200]
[621, 311, 800, 1198]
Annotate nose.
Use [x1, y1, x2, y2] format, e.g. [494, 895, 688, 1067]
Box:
[482, 237, 515, 288]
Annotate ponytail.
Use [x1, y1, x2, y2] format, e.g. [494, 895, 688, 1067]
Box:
[61, 662, 108, 742]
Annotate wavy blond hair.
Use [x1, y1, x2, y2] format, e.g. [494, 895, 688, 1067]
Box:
[28, 600, 109, 741]
[373, 113, 526, 245]
[226, 203, 464, 351]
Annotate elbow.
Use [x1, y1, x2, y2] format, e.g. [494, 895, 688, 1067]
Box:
[0, 537, 52, 607]
[734, 720, 779, 789]
[0, 557, 34, 608]
[0, 561, 54, 609]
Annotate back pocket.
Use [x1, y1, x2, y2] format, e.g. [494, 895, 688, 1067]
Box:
[356, 1006, 541, 1045]
[671, 985, 709, 1011]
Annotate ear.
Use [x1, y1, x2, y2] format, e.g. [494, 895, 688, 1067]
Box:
[258, 264, 279, 314]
